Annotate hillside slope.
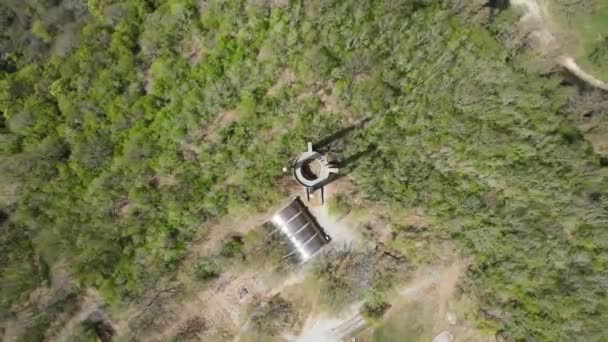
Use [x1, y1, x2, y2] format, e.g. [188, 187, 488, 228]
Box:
[1, 1, 607, 341]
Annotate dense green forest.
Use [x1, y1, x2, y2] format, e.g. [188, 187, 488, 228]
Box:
[1, 0, 607, 340]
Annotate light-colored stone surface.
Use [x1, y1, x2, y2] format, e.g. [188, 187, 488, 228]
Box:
[447, 312, 457, 325]
[433, 331, 454, 342]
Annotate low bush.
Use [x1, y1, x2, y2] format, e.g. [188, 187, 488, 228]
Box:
[249, 295, 298, 337]
[193, 259, 220, 282]
[311, 247, 375, 313]
[221, 236, 244, 258]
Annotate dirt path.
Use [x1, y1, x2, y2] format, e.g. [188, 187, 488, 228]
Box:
[291, 263, 463, 342]
[290, 302, 363, 342]
[1, 262, 104, 342]
[511, 0, 608, 91]
[53, 290, 104, 342]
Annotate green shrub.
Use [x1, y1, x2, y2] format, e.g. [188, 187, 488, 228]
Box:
[193, 259, 220, 282]
[249, 295, 298, 337]
[311, 247, 375, 313]
[242, 226, 294, 272]
[362, 297, 391, 321]
[221, 237, 244, 258]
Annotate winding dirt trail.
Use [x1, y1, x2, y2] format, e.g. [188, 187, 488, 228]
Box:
[53, 289, 110, 342]
[511, 0, 608, 91]
[54, 300, 101, 342]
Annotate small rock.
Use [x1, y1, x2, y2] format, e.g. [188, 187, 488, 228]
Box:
[433, 331, 454, 342]
[446, 312, 457, 325]
[238, 287, 249, 300]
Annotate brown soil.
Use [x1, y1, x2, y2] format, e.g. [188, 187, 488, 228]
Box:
[199, 109, 240, 141]
[187, 201, 286, 259]
[150, 175, 178, 188]
[180, 33, 204, 64]
[436, 263, 464, 326]
[266, 69, 296, 96]
[297, 80, 350, 116]
[52, 289, 111, 342]
[152, 270, 267, 341]
[586, 132, 608, 156]
[142, 68, 153, 94]
[179, 109, 240, 159]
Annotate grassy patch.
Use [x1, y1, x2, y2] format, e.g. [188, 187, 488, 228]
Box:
[372, 300, 434, 342]
[327, 193, 354, 217]
[549, 1, 608, 80]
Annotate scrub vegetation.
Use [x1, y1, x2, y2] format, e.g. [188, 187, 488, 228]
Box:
[1, 0, 607, 341]
[247, 294, 300, 339]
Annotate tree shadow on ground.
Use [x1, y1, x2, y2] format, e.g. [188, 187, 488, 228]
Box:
[312, 144, 378, 190]
[313, 117, 371, 153]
